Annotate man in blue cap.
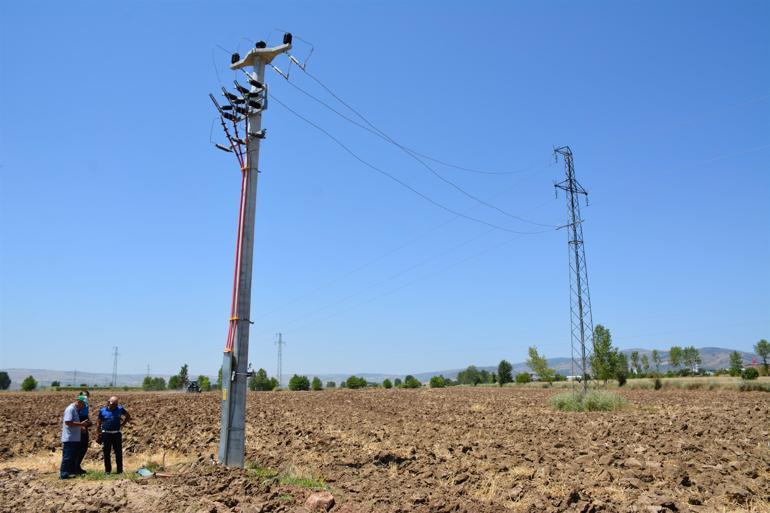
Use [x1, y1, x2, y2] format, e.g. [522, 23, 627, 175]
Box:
[60, 395, 91, 479]
[96, 396, 130, 474]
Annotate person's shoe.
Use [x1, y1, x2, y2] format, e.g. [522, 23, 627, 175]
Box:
[59, 473, 74, 479]
[74, 468, 87, 475]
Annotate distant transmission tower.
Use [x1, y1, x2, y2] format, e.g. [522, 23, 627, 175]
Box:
[111, 346, 119, 387]
[275, 333, 286, 387]
[554, 146, 594, 394]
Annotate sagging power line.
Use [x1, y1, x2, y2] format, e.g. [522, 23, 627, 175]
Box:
[270, 93, 553, 235]
[272, 62, 555, 229]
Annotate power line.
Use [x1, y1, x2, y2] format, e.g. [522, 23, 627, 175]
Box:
[280, 76, 535, 176]
[253, 196, 555, 337]
[270, 93, 552, 235]
[249, 160, 555, 324]
[275, 68, 555, 228]
[268, 227, 497, 333]
[291, 229, 532, 333]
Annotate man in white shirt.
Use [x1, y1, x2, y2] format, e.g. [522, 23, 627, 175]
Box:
[60, 395, 90, 479]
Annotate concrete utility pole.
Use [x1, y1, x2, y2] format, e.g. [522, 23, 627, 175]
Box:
[275, 333, 285, 388]
[215, 35, 292, 468]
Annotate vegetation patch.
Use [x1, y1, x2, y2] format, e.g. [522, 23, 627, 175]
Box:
[80, 470, 139, 481]
[246, 463, 329, 491]
[550, 391, 628, 412]
[738, 381, 770, 392]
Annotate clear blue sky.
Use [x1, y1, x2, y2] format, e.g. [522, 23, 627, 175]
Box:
[1, 1, 768, 377]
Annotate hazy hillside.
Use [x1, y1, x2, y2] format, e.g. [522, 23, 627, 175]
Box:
[0, 369, 213, 391]
[1, 347, 759, 389]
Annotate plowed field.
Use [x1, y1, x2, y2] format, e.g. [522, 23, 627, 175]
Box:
[1, 388, 768, 513]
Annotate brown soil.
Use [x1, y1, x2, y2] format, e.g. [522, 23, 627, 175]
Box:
[0, 388, 768, 512]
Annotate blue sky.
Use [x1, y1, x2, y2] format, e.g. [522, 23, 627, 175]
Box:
[1, 1, 768, 377]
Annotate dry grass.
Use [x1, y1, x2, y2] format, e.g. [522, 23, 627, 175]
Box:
[0, 450, 191, 474]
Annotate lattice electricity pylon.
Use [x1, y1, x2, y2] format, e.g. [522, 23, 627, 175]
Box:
[554, 146, 594, 394]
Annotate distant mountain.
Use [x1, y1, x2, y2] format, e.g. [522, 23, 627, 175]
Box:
[307, 347, 758, 385]
[0, 368, 214, 391]
[1, 347, 759, 389]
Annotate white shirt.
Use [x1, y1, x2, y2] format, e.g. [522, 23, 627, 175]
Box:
[61, 403, 81, 443]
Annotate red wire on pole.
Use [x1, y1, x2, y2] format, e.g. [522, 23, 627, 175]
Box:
[225, 163, 249, 352]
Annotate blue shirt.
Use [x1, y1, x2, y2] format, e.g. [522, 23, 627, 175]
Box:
[98, 405, 127, 431]
[61, 403, 81, 443]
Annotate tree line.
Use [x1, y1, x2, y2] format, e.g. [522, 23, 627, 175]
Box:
[2, 339, 766, 392]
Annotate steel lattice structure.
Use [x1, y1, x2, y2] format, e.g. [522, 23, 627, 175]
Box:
[554, 147, 594, 394]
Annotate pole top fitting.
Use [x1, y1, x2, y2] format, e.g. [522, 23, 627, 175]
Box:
[230, 40, 292, 70]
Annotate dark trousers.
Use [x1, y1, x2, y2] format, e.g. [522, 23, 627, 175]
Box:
[60, 441, 79, 479]
[101, 432, 123, 473]
[77, 429, 89, 469]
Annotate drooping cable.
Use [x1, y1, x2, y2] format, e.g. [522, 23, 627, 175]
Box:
[270, 93, 553, 236]
[249, 160, 555, 325]
[291, 62, 544, 178]
[281, 75, 534, 176]
[276, 69, 555, 229]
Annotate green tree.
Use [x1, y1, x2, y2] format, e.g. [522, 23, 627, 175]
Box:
[178, 364, 189, 388]
[526, 347, 556, 384]
[346, 376, 367, 389]
[288, 375, 310, 391]
[669, 346, 683, 372]
[429, 375, 446, 388]
[311, 377, 323, 391]
[326, 381, 336, 389]
[651, 350, 662, 373]
[682, 346, 701, 374]
[456, 366, 481, 386]
[742, 368, 759, 380]
[515, 372, 531, 384]
[590, 325, 618, 383]
[249, 368, 276, 391]
[641, 354, 650, 376]
[754, 339, 770, 374]
[403, 375, 422, 388]
[217, 366, 222, 389]
[0, 372, 9, 391]
[382, 379, 392, 389]
[393, 378, 403, 388]
[729, 351, 743, 377]
[142, 376, 153, 391]
[269, 377, 279, 390]
[630, 351, 641, 376]
[198, 376, 211, 392]
[51, 380, 61, 388]
[151, 377, 166, 390]
[168, 375, 181, 389]
[615, 352, 629, 386]
[21, 375, 37, 391]
[497, 360, 513, 386]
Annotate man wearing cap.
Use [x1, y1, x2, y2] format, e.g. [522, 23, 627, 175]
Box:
[96, 396, 130, 474]
[75, 390, 91, 473]
[60, 395, 91, 479]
